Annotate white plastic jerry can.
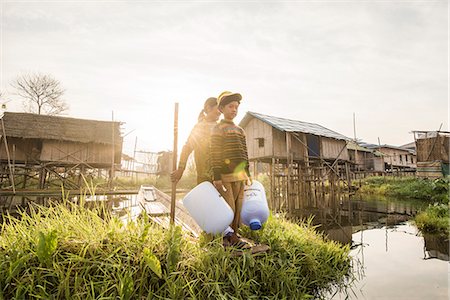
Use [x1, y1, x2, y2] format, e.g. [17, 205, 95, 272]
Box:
[241, 180, 270, 230]
[182, 181, 234, 234]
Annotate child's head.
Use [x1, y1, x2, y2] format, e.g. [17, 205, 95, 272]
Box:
[217, 91, 242, 120]
[198, 97, 221, 122]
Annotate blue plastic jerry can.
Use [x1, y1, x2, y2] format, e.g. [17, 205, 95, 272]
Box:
[241, 180, 270, 230]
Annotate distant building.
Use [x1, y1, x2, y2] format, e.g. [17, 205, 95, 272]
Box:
[347, 141, 384, 172]
[400, 141, 416, 152]
[413, 131, 449, 179]
[360, 142, 416, 172]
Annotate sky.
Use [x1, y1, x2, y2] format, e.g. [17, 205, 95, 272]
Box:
[1, 1, 448, 155]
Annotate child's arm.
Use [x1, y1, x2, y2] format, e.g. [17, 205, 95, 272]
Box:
[170, 127, 195, 182]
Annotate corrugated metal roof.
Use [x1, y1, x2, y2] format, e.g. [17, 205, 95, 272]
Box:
[347, 141, 372, 152]
[240, 111, 350, 141]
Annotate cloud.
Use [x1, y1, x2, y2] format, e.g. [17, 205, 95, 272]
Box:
[2, 1, 447, 151]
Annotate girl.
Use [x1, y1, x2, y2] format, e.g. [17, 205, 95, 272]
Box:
[171, 97, 221, 184]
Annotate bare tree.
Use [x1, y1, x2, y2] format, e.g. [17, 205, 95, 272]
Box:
[11, 73, 69, 115]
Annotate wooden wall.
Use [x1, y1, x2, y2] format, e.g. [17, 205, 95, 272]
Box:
[379, 147, 416, 168]
[0, 137, 121, 166]
[417, 161, 444, 179]
[244, 117, 350, 162]
[41, 141, 121, 165]
[321, 137, 349, 161]
[244, 118, 274, 159]
[348, 150, 384, 172]
[0, 137, 41, 163]
[373, 156, 385, 171]
[272, 130, 308, 160]
[416, 136, 449, 163]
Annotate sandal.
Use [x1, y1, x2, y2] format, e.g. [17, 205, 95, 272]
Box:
[231, 238, 252, 250]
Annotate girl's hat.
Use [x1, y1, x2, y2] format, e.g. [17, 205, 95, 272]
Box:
[217, 91, 242, 107]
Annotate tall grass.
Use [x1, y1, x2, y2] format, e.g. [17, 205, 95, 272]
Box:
[358, 176, 449, 203]
[415, 203, 449, 236]
[0, 202, 352, 299]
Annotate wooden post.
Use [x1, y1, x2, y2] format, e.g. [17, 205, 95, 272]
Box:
[270, 157, 275, 211]
[109, 111, 115, 189]
[1, 118, 15, 193]
[170, 103, 179, 225]
[133, 136, 138, 183]
[345, 162, 351, 192]
[286, 132, 292, 213]
[353, 113, 358, 172]
[39, 166, 46, 189]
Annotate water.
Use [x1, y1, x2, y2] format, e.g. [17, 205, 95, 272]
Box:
[313, 195, 449, 300]
[336, 223, 448, 300]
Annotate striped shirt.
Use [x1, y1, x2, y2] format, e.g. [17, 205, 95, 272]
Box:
[210, 119, 250, 181]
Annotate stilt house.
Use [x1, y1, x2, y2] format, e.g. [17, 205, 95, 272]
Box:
[240, 111, 350, 164]
[239, 111, 351, 213]
[347, 141, 384, 173]
[361, 143, 416, 172]
[0, 112, 122, 189]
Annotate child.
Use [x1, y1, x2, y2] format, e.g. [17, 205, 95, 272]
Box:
[210, 91, 251, 247]
[171, 97, 221, 184]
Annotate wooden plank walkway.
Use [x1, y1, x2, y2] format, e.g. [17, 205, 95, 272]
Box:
[139, 187, 202, 237]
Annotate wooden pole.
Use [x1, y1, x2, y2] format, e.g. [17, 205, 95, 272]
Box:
[270, 157, 274, 211]
[1, 118, 15, 193]
[353, 112, 358, 171]
[285, 132, 292, 213]
[170, 103, 179, 225]
[133, 136, 138, 183]
[109, 111, 115, 189]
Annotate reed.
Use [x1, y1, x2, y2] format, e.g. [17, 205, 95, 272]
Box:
[415, 203, 449, 236]
[358, 176, 449, 203]
[0, 202, 352, 299]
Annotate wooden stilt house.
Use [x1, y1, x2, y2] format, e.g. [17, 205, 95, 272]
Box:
[239, 111, 352, 214]
[0, 112, 122, 189]
[361, 143, 416, 173]
[347, 141, 384, 173]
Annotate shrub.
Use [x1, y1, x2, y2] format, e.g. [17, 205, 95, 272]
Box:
[415, 203, 449, 235]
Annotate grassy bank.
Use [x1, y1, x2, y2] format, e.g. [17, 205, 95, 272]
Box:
[0, 202, 352, 299]
[415, 203, 449, 236]
[358, 176, 449, 203]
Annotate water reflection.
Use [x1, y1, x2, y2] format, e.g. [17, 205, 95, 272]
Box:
[294, 194, 449, 300]
[423, 233, 449, 261]
[335, 223, 449, 300]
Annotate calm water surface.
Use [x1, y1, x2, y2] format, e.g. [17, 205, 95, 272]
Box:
[316, 195, 449, 300]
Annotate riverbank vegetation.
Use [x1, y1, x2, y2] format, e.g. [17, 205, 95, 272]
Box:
[358, 176, 449, 203]
[415, 203, 449, 236]
[0, 202, 352, 299]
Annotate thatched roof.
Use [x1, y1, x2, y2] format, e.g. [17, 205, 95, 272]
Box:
[0, 112, 122, 145]
[240, 111, 350, 141]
